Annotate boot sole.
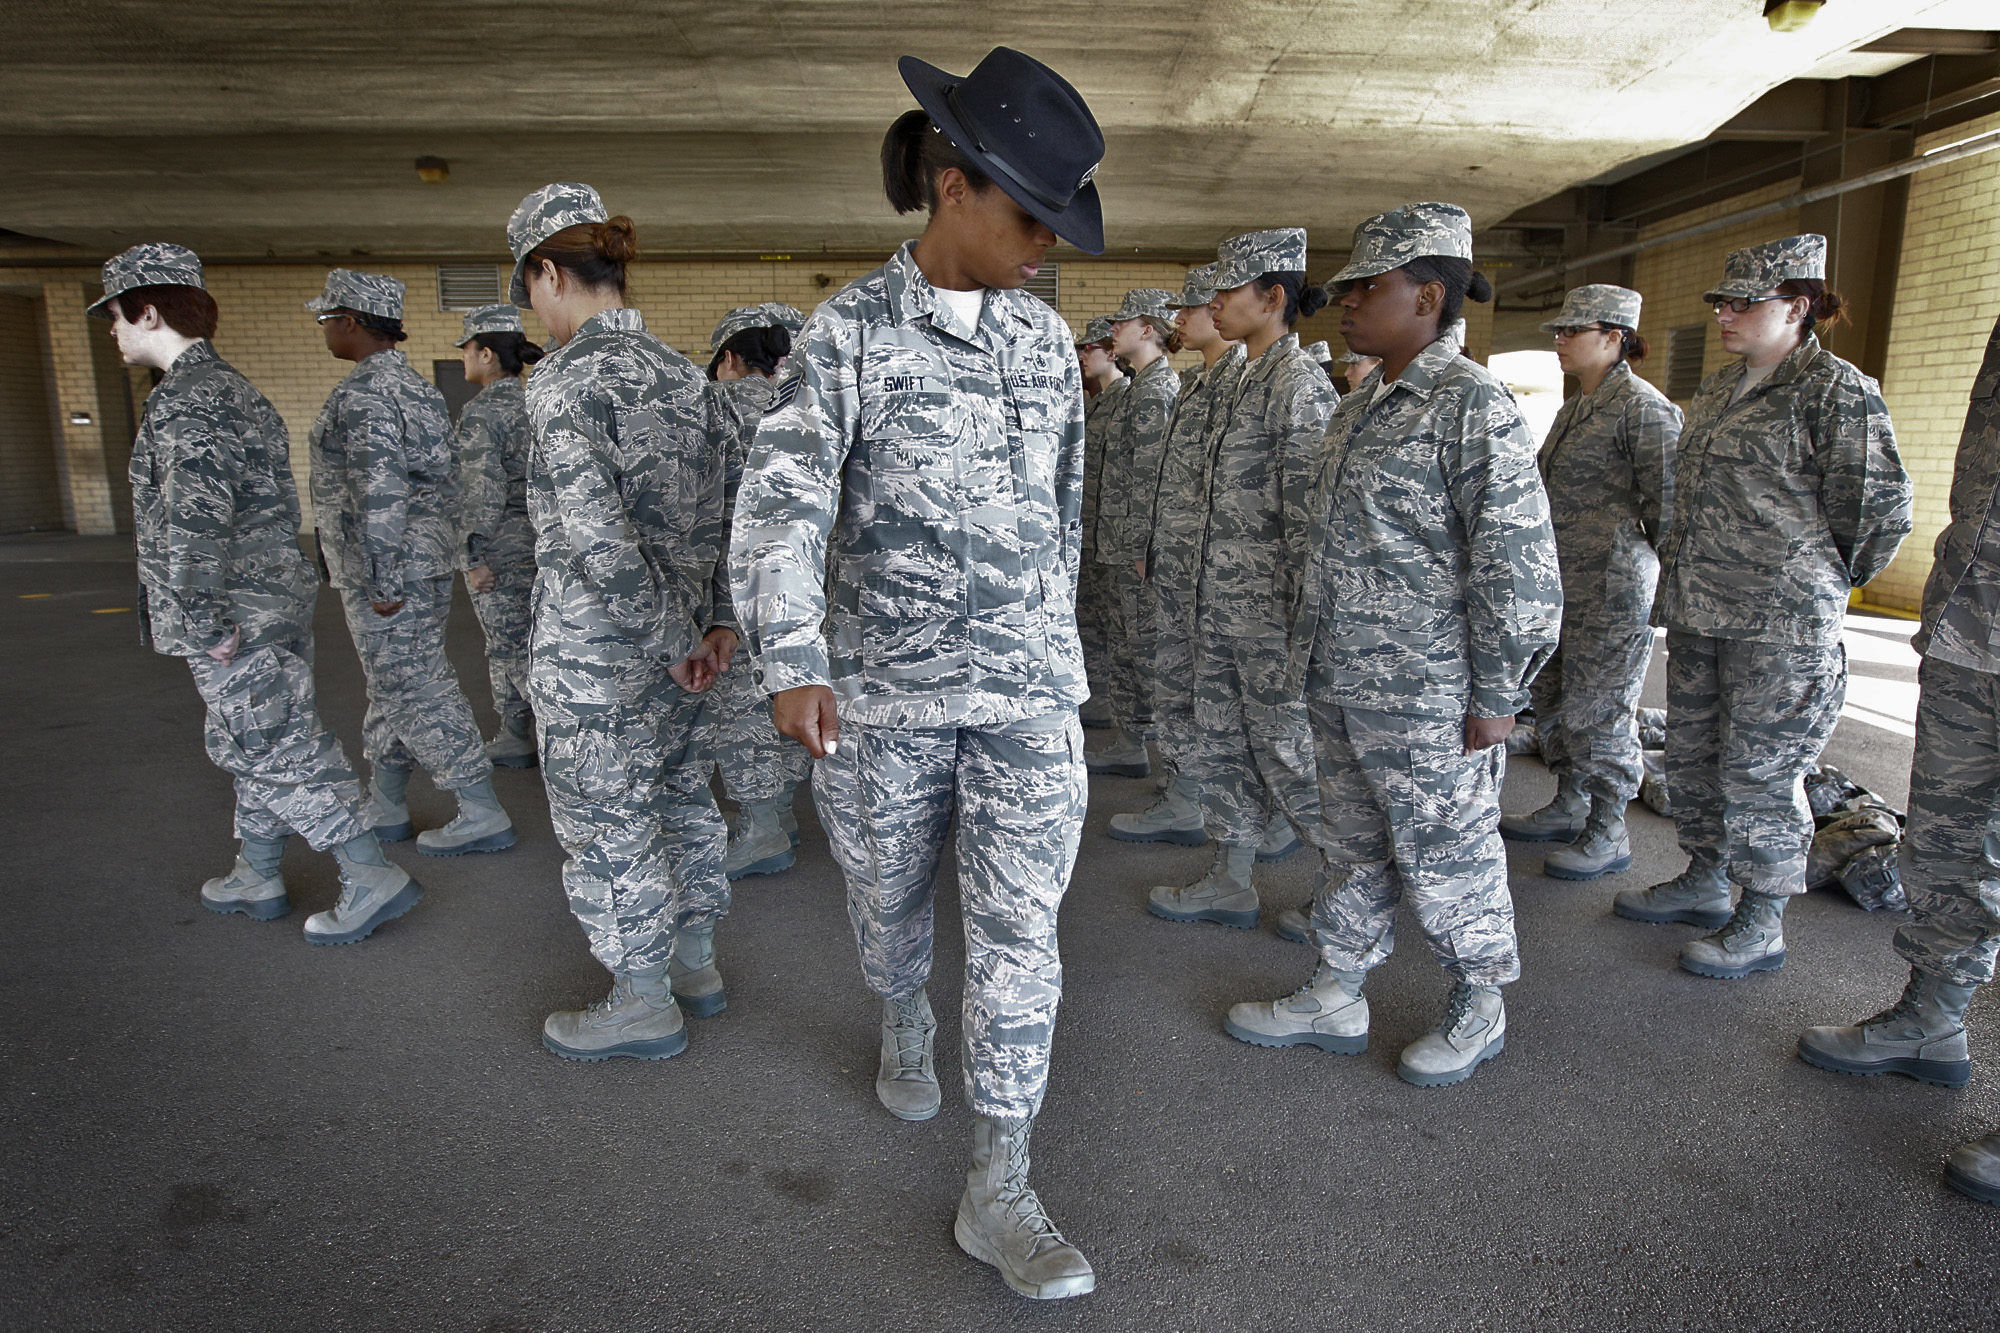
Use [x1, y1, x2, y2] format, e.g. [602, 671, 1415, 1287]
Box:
[1274, 920, 1310, 945]
[953, 1207, 1095, 1300]
[490, 753, 537, 769]
[877, 1086, 942, 1121]
[674, 990, 728, 1019]
[1680, 950, 1785, 980]
[1499, 826, 1582, 844]
[1944, 1162, 2000, 1206]
[1612, 900, 1732, 930]
[1545, 855, 1633, 882]
[1398, 1035, 1504, 1087]
[302, 880, 424, 946]
[1106, 824, 1207, 846]
[416, 828, 518, 857]
[1796, 1040, 1971, 1089]
[1257, 840, 1302, 863]
[1147, 901, 1258, 930]
[1086, 762, 1151, 778]
[541, 1029, 688, 1061]
[1223, 1018, 1366, 1054]
[726, 849, 795, 880]
[202, 895, 292, 922]
[372, 822, 415, 844]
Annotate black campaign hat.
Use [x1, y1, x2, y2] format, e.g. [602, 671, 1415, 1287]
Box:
[899, 47, 1106, 255]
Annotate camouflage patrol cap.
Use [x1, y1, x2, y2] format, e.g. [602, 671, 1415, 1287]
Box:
[86, 242, 205, 319]
[1076, 316, 1114, 346]
[1304, 341, 1332, 363]
[710, 302, 808, 353]
[1337, 349, 1371, 365]
[1540, 283, 1643, 332]
[1703, 234, 1827, 303]
[304, 269, 406, 322]
[1330, 203, 1474, 283]
[1166, 264, 1220, 309]
[454, 303, 524, 347]
[1111, 288, 1176, 323]
[507, 182, 608, 305]
[1210, 229, 1308, 290]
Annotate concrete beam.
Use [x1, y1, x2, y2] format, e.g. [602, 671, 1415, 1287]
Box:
[1859, 28, 1998, 57]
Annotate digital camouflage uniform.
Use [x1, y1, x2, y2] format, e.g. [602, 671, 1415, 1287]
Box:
[104, 247, 371, 851]
[1531, 286, 1680, 806]
[1292, 204, 1562, 987]
[1190, 230, 1336, 850]
[451, 305, 537, 742]
[1078, 316, 1123, 718]
[731, 240, 1089, 1123]
[306, 269, 491, 793]
[1657, 236, 1912, 901]
[1096, 290, 1181, 743]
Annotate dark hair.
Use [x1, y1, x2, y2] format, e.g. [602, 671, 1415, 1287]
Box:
[705, 324, 792, 380]
[111, 284, 218, 340]
[349, 310, 406, 343]
[1393, 256, 1493, 335]
[1250, 272, 1330, 327]
[1610, 327, 1650, 364]
[1776, 278, 1848, 334]
[528, 217, 639, 296]
[882, 109, 994, 215]
[472, 330, 545, 376]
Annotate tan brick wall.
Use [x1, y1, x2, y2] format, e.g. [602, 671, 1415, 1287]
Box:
[0, 293, 64, 534]
[35, 280, 122, 536]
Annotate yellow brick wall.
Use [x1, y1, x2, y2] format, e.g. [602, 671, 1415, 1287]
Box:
[1872, 108, 2000, 614]
[0, 293, 64, 533]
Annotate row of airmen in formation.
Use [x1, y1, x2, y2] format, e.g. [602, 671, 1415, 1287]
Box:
[94, 46, 2000, 1302]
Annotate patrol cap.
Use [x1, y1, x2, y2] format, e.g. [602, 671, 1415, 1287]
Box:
[900, 47, 1107, 255]
[1111, 288, 1176, 323]
[507, 182, 609, 306]
[710, 302, 808, 354]
[1337, 349, 1374, 365]
[1075, 316, 1114, 346]
[1703, 234, 1827, 303]
[454, 303, 524, 347]
[1166, 263, 1220, 309]
[87, 242, 205, 319]
[1304, 341, 1332, 363]
[1330, 203, 1474, 284]
[1540, 283, 1642, 332]
[1210, 229, 1308, 290]
[304, 269, 405, 322]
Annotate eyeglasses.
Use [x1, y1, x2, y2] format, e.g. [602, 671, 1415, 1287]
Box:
[1712, 295, 1791, 315]
[314, 311, 351, 325]
[1551, 324, 1609, 339]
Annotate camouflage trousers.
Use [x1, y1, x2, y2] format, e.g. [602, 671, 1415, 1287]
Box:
[1665, 631, 1846, 897]
[693, 655, 813, 804]
[527, 660, 729, 976]
[1894, 656, 2000, 986]
[1150, 576, 1198, 777]
[1306, 698, 1519, 987]
[1528, 617, 1656, 803]
[468, 557, 533, 732]
[1190, 624, 1322, 847]
[186, 639, 371, 850]
[1078, 560, 1114, 711]
[1101, 561, 1157, 736]
[337, 578, 490, 789]
[813, 710, 1086, 1124]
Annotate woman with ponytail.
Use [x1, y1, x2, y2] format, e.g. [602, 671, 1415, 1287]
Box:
[503, 183, 739, 1062]
[449, 303, 545, 771]
[729, 47, 1103, 1301]
[1148, 228, 1335, 932]
[1228, 203, 1561, 1090]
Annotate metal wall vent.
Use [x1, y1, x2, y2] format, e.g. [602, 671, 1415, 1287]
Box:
[1666, 324, 1707, 401]
[1023, 263, 1059, 310]
[436, 265, 504, 311]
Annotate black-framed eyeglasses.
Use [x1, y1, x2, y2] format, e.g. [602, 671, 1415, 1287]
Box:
[1551, 324, 1609, 339]
[314, 311, 351, 325]
[1712, 295, 1791, 315]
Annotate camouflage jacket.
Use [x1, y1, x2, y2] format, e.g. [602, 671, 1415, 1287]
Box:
[524, 307, 732, 669]
[1080, 376, 1127, 564]
[308, 348, 457, 603]
[702, 373, 778, 627]
[129, 339, 317, 657]
[1096, 354, 1180, 564]
[1539, 360, 1680, 633]
[1916, 314, 2000, 671]
[731, 240, 1088, 728]
[1196, 333, 1338, 638]
[1656, 333, 1912, 647]
[1149, 344, 1246, 594]
[1293, 332, 1562, 720]
[453, 377, 534, 573]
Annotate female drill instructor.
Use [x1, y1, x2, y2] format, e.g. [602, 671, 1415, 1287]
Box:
[505, 183, 739, 1060]
[730, 48, 1103, 1301]
[1227, 204, 1561, 1088]
[1615, 235, 1912, 980]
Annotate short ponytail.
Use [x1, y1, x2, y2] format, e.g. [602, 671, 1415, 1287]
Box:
[1401, 256, 1491, 336]
[472, 331, 545, 376]
[882, 109, 992, 215]
[1776, 278, 1848, 334]
[1250, 272, 1326, 327]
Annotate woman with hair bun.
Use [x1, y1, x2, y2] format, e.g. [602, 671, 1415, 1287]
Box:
[505, 183, 739, 1062]
[1228, 203, 1561, 1090]
[1616, 234, 1912, 983]
[450, 303, 545, 771]
[1148, 228, 1335, 932]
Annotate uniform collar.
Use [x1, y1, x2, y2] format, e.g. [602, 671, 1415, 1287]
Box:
[162, 338, 220, 382]
[1131, 354, 1174, 387]
[884, 240, 1034, 347]
[577, 307, 646, 338]
[1754, 331, 1822, 392]
[353, 347, 408, 376]
[1570, 359, 1634, 420]
[1374, 329, 1460, 405]
[1241, 332, 1300, 387]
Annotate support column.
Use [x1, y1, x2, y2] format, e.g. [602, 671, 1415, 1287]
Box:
[37, 280, 122, 536]
[1799, 80, 1912, 382]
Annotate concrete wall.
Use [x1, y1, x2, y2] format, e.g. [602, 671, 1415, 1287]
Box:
[0, 293, 64, 533]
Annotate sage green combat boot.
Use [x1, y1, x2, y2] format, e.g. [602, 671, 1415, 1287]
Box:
[1798, 969, 1975, 1087]
[484, 708, 537, 769]
[876, 990, 940, 1121]
[955, 1116, 1095, 1300]
[1612, 850, 1731, 928]
[668, 926, 727, 1018]
[1945, 1131, 2000, 1206]
[1543, 795, 1632, 881]
[1085, 728, 1150, 779]
[306, 833, 423, 945]
[1397, 981, 1506, 1087]
[200, 837, 290, 920]
[1258, 812, 1303, 863]
[1679, 891, 1787, 979]
[1225, 964, 1369, 1054]
[1500, 770, 1586, 842]
[1147, 842, 1258, 928]
[1107, 773, 1205, 846]
[363, 764, 414, 843]
[542, 966, 688, 1061]
[726, 798, 796, 879]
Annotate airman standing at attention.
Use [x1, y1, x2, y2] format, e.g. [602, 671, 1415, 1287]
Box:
[1076, 316, 1124, 729]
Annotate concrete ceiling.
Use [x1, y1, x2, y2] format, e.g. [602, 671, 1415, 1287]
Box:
[0, 0, 1973, 263]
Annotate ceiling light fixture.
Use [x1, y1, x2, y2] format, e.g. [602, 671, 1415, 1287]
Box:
[415, 156, 449, 184]
[1764, 0, 1824, 33]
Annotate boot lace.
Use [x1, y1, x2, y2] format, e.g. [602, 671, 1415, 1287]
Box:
[1438, 982, 1476, 1036]
[888, 998, 932, 1075]
[996, 1134, 1069, 1253]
